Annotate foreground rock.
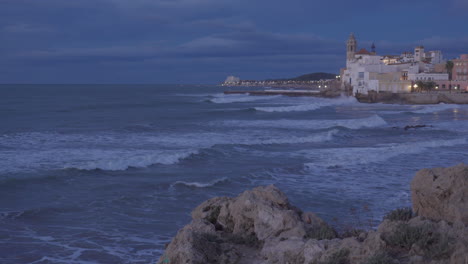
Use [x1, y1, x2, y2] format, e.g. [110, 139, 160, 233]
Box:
[412, 163, 468, 226]
[159, 164, 468, 264]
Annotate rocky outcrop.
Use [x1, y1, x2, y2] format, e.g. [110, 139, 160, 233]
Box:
[411, 163, 468, 226]
[159, 164, 468, 264]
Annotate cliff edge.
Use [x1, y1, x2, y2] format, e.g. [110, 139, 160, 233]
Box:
[159, 164, 468, 264]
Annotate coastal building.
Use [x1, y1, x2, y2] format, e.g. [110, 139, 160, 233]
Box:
[341, 33, 456, 95]
[414, 46, 425, 62]
[427, 50, 444, 64]
[434, 54, 468, 91]
[224, 76, 240, 84]
[346, 33, 357, 66]
[453, 54, 468, 81]
[408, 72, 448, 81]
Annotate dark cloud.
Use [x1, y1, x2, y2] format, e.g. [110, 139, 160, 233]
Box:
[0, 0, 466, 83]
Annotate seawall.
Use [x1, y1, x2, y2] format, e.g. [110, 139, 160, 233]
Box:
[356, 91, 468, 104]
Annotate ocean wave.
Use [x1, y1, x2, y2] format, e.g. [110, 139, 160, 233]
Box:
[0, 206, 82, 221]
[252, 129, 338, 145]
[254, 96, 357, 112]
[409, 103, 460, 114]
[304, 138, 467, 169]
[0, 148, 199, 174]
[0, 129, 338, 173]
[172, 177, 229, 188]
[209, 94, 281, 103]
[219, 115, 387, 130]
[64, 149, 199, 171]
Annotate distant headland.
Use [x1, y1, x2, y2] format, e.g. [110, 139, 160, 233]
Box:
[222, 72, 339, 88]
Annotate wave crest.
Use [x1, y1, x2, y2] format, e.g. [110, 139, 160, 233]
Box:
[63, 149, 199, 171]
[304, 138, 467, 169]
[208, 94, 281, 104]
[410, 104, 460, 114]
[219, 115, 387, 130]
[254, 96, 357, 112]
[172, 177, 228, 188]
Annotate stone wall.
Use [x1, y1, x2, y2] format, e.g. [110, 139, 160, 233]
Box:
[357, 91, 468, 104]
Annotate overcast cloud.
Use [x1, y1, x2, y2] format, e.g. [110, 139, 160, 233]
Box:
[0, 0, 467, 83]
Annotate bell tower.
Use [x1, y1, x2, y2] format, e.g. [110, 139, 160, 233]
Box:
[346, 33, 357, 62]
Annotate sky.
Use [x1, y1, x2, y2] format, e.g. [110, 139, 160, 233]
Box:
[1, 0, 467, 84]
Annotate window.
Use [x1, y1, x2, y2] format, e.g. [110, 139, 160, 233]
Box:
[358, 72, 364, 79]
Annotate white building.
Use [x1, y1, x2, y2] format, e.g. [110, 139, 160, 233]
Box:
[414, 46, 425, 62]
[341, 33, 446, 95]
[427, 50, 444, 64]
[224, 76, 240, 84]
[408, 72, 448, 81]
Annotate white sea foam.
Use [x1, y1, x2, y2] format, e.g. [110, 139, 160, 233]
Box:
[172, 177, 228, 188]
[219, 115, 387, 130]
[209, 94, 281, 103]
[409, 103, 460, 114]
[0, 129, 337, 173]
[254, 96, 357, 112]
[63, 149, 199, 171]
[303, 138, 467, 169]
[249, 129, 338, 145]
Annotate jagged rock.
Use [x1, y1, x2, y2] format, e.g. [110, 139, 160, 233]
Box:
[160, 165, 468, 264]
[411, 163, 468, 225]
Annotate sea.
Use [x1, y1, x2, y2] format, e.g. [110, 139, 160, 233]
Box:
[0, 84, 467, 264]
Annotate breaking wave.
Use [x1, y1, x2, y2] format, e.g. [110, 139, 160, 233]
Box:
[63, 149, 199, 171]
[172, 177, 229, 188]
[219, 115, 387, 130]
[254, 96, 357, 112]
[304, 138, 467, 169]
[409, 104, 460, 114]
[209, 94, 281, 103]
[0, 128, 338, 174]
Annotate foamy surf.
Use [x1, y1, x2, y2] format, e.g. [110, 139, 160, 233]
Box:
[0, 148, 199, 174]
[304, 138, 467, 169]
[219, 115, 387, 130]
[64, 149, 199, 171]
[254, 96, 357, 112]
[172, 177, 229, 188]
[409, 103, 460, 114]
[209, 94, 281, 103]
[0, 129, 338, 174]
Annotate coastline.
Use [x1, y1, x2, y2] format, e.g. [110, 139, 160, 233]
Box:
[223, 85, 468, 105]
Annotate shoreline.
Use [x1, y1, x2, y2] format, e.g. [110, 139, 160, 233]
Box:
[223, 86, 468, 104]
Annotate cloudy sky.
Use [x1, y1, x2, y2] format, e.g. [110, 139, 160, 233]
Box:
[1, 0, 467, 84]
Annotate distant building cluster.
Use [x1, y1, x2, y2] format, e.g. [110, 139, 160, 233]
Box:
[342, 33, 468, 95]
[221, 78, 337, 87]
[224, 76, 240, 84]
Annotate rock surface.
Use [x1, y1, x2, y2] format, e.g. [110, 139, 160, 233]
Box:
[159, 164, 468, 264]
[411, 163, 468, 226]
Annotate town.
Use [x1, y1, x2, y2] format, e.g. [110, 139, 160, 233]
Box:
[222, 33, 468, 103]
[342, 33, 468, 95]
